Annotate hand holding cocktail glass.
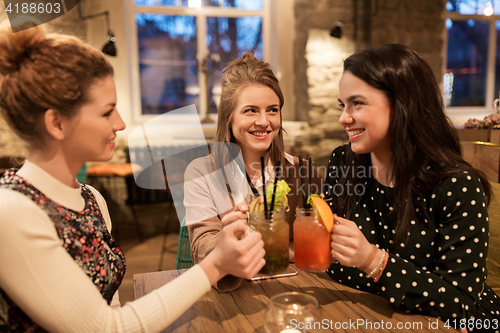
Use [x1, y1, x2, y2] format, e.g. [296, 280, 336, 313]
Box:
[208, 220, 266, 280]
[330, 214, 383, 275]
[220, 201, 248, 227]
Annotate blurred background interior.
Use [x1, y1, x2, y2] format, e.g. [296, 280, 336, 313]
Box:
[1, 0, 500, 303]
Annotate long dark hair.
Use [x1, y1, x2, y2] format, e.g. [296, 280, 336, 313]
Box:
[335, 44, 491, 245]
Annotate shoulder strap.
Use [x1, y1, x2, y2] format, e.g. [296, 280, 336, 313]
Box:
[209, 154, 235, 209]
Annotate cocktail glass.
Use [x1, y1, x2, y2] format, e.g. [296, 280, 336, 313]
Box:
[249, 209, 289, 275]
[293, 207, 331, 271]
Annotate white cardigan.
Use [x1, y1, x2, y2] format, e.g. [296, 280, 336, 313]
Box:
[0, 161, 210, 332]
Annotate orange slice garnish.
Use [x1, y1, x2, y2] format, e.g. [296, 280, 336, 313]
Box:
[310, 196, 334, 233]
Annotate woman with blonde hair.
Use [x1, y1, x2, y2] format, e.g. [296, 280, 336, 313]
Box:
[184, 51, 323, 291]
[0, 26, 265, 332]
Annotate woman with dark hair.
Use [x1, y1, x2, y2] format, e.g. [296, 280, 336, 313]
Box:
[325, 44, 499, 327]
[184, 51, 323, 291]
[0, 25, 265, 332]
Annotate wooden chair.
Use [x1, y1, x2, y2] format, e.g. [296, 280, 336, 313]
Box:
[175, 219, 194, 269]
[486, 182, 500, 295]
[0, 156, 24, 174]
[125, 145, 209, 271]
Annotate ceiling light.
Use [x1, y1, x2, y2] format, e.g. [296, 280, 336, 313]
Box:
[188, 0, 202, 8]
[484, 2, 494, 16]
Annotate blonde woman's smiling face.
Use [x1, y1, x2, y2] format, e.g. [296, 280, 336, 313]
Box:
[230, 84, 281, 159]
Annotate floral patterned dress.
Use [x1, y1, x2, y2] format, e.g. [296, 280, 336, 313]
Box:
[0, 169, 126, 333]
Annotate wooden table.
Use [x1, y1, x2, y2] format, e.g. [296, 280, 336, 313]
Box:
[134, 266, 456, 332]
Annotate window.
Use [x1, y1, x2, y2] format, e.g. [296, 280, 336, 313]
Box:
[127, 0, 271, 123]
[445, 1, 500, 117]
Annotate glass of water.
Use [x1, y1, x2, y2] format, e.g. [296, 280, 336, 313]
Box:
[264, 292, 322, 333]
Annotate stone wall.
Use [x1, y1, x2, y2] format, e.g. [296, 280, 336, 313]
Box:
[370, 0, 447, 80]
[293, 0, 447, 166]
[0, 7, 85, 158]
[292, 0, 353, 168]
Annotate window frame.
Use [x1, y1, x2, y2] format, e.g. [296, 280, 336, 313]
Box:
[125, 0, 272, 125]
[444, 11, 498, 122]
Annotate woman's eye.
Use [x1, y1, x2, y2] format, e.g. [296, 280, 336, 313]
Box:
[338, 103, 345, 110]
[269, 108, 279, 113]
[353, 101, 363, 107]
[104, 110, 113, 117]
[244, 108, 256, 113]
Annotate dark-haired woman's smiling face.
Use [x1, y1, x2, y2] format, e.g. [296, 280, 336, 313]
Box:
[338, 71, 392, 156]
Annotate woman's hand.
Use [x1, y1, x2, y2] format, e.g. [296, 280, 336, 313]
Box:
[220, 201, 248, 227]
[330, 215, 374, 269]
[200, 220, 265, 284]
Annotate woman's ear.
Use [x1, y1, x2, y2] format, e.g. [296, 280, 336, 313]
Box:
[44, 109, 66, 141]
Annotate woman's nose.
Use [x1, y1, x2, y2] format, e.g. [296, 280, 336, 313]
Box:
[113, 110, 126, 132]
[339, 109, 353, 126]
[255, 111, 270, 127]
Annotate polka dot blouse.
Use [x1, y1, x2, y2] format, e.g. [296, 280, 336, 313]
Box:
[324, 145, 500, 324]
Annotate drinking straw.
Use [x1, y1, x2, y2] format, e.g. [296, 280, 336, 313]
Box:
[261, 156, 268, 219]
[307, 157, 312, 209]
[245, 173, 260, 197]
[298, 155, 307, 208]
[270, 161, 281, 215]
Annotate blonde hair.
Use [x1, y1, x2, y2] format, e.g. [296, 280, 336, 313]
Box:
[0, 25, 114, 149]
[214, 51, 285, 169]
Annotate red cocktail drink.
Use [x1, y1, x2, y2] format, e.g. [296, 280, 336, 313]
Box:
[293, 208, 331, 271]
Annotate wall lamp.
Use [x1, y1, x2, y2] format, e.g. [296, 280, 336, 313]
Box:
[330, 21, 344, 38]
[78, 2, 117, 56]
[330, 0, 379, 39]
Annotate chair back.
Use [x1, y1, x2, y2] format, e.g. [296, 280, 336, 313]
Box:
[0, 156, 24, 174]
[176, 218, 194, 269]
[486, 182, 500, 295]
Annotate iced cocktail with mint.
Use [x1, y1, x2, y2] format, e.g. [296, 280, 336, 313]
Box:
[248, 180, 291, 275]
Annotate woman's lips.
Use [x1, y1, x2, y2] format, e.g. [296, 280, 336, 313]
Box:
[347, 129, 365, 141]
[250, 131, 271, 140]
